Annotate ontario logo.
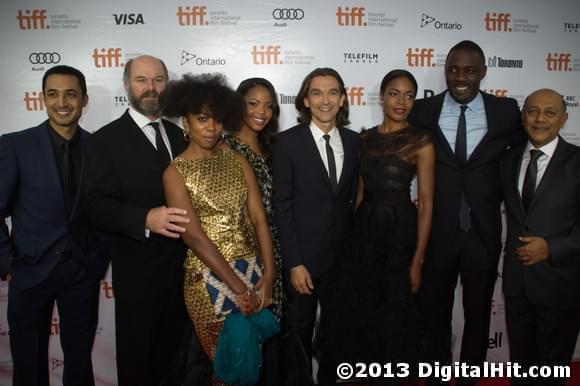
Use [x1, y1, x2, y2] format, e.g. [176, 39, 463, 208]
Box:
[420, 13, 462, 30]
[180, 50, 226, 66]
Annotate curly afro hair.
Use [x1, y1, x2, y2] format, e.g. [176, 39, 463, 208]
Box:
[162, 73, 243, 132]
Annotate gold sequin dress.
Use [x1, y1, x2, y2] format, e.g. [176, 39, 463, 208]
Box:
[172, 150, 259, 360]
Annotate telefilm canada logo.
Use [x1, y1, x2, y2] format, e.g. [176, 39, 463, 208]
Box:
[343, 52, 379, 64]
[180, 50, 226, 66]
[420, 13, 462, 30]
[272, 8, 304, 27]
[564, 22, 579, 32]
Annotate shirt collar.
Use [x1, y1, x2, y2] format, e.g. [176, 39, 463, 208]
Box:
[128, 107, 161, 129]
[47, 121, 80, 146]
[443, 91, 484, 113]
[309, 121, 338, 141]
[525, 136, 559, 158]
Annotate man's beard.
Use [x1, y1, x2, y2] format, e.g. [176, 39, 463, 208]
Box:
[128, 89, 162, 117]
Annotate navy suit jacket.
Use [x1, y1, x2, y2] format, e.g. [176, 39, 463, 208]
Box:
[272, 124, 359, 278]
[500, 138, 580, 309]
[0, 120, 109, 289]
[409, 91, 524, 257]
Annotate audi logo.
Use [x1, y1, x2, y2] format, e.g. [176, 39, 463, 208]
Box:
[29, 52, 61, 65]
[272, 8, 304, 20]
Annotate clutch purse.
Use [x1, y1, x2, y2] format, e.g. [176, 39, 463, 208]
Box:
[202, 256, 262, 319]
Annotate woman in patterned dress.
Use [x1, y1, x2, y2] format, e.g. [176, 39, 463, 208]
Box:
[161, 73, 275, 384]
[223, 78, 284, 322]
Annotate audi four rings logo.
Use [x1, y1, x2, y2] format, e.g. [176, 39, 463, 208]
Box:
[272, 8, 304, 20]
[29, 52, 61, 64]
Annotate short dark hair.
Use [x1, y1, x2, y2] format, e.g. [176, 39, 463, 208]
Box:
[447, 40, 486, 66]
[233, 77, 280, 157]
[123, 57, 169, 84]
[162, 73, 243, 132]
[42, 65, 87, 96]
[295, 67, 350, 129]
[379, 69, 418, 97]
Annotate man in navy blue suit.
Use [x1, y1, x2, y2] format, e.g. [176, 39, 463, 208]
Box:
[0, 65, 109, 386]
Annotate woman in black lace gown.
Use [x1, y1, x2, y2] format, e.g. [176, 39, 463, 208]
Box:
[325, 70, 435, 381]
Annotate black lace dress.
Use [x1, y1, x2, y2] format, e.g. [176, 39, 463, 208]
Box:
[323, 126, 431, 375]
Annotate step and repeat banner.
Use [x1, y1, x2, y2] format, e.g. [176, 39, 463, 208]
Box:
[1, 0, 579, 384]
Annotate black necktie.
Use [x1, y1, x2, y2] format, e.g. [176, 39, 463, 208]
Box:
[62, 141, 76, 214]
[455, 105, 468, 164]
[455, 105, 470, 231]
[150, 122, 171, 165]
[323, 134, 338, 193]
[521, 149, 543, 212]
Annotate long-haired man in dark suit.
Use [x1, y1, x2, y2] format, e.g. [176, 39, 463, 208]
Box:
[84, 55, 193, 386]
[272, 68, 359, 384]
[0, 65, 109, 386]
[409, 40, 524, 385]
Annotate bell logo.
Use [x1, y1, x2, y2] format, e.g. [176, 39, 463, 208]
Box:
[406, 48, 435, 67]
[346, 87, 366, 106]
[251, 45, 281, 65]
[17, 9, 49, 30]
[336, 6, 367, 26]
[24, 91, 44, 111]
[92, 48, 123, 68]
[483, 89, 508, 97]
[176, 5, 208, 26]
[546, 53, 572, 71]
[484, 12, 512, 32]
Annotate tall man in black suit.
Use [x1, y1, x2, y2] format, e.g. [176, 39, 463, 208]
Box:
[408, 40, 523, 382]
[84, 55, 190, 386]
[0, 65, 109, 386]
[500, 89, 580, 385]
[272, 68, 359, 384]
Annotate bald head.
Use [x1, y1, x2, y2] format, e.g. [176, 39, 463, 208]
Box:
[123, 55, 168, 85]
[522, 88, 568, 148]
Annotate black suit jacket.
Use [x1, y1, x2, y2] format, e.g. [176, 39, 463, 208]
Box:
[0, 121, 109, 289]
[272, 124, 359, 278]
[500, 138, 580, 309]
[409, 91, 523, 256]
[84, 110, 187, 300]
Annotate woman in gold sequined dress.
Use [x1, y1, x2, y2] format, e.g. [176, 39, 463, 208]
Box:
[161, 74, 276, 378]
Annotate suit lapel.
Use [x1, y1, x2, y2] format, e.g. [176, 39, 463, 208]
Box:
[301, 125, 334, 194]
[35, 123, 67, 218]
[511, 147, 526, 220]
[527, 138, 568, 213]
[429, 94, 456, 163]
[337, 128, 354, 193]
[121, 111, 168, 170]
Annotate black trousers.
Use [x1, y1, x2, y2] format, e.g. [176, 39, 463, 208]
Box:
[286, 270, 335, 385]
[114, 281, 188, 386]
[8, 256, 100, 386]
[505, 295, 580, 386]
[419, 228, 498, 386]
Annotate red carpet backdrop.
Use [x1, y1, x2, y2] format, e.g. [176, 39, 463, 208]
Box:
[0, 0, 579, 384]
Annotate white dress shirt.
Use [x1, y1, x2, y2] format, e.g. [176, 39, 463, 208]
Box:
[308, 122, 344, 182]
[128, 107, 174, 159]
[517, 136, 559, 194]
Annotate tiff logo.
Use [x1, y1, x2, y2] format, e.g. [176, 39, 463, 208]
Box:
[406, 48, 435, 67]
[102, 281, 115, 299]
[346, 87, 366, 106]
[24, 91, 44, 111]
[484, 12, 512, 32]
[546, 53, 572, 71]
[17, 9, 49, 30]
[51, 318, 60, 335]
[176, 5, 208, 26]
[92, 48, 123, 68]
[336, 6, 366, 26]
[251, 45, 281, 64]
